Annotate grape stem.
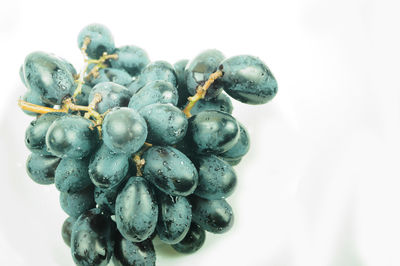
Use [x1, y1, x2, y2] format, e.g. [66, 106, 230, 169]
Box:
[72, 37, 118, 99]
[18, 93, 104, 130]
[182, 69, 223, 118]
[133, 142, 153, 176]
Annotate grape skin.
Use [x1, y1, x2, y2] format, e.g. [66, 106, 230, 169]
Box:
[193, 155, 237, 200]
[172, 223, 206, 254]
[173, 59, 190, 107]
[88, 144, 129, 189]
[89, 68, 133, 87]
[59, 186, 95, 218]
[77, 23, 115, 59]
[26, 153, 60, 185]
[187, 110, 240, 154]
[23, 51, 76, 105]
[190, 92, 233, 116]
[61, 216, 76, 247]
[143, 146, 198, 196]
[113, 233, 156, 266]
[102, 107, 147, 154]
[128, 80, 178, 111]
[55, 157, 92, 193]
[110, 45, 150, 77]
[220, 122, 250, 160]
[156, 192, 192, 244]
[88, 82, 131, 114]
[46, 115, 99, 159]
[190, 196, 234, 234]
[219, 55, 278, 104]
[71, 208, 114, 266]
[25, 112, 66, 155]
[115, 177, 158, 243]
[139, 103, 188, 145]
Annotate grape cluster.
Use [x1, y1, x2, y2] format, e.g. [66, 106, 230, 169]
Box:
[19, 23, 278, 266]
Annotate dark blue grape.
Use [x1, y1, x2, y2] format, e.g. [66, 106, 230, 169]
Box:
[77, 23, 115, 59]
[139, 103, 188, 145]
[90, 68, 132, 87]
[185, 49, 225, 100]
[194, 155, 237, 200]
[128, 80, 178, 111]
[46, 115, 99, 158]
[142, 146, 198, 196]
[89, 144, 129, 189]
[88, 82, 131, 114]
[55, 158, 92, 193]
[219, 55, 278, 104]
[187, 110, 240, 154]
[74, 84, 92, 106]
[190, 93, 233, 115]
[156, 192, 192, 244]
[171, 223, 205, 254]
[113, 232, 156, 266]
[220, 122, 250, 160]
[59, 56, 77, 77]
[23, 51, 76, 105]
[59, 186, 95, 218]
[26, 153, 60, 185]
[133, 61, 178, 90]
[115, 176, 158, 242]
[102, 107, 147, 154]
[190, 196, 234, 234]
[174, 59, 190, 107]
[62, 216, 76, 247]
[71, 208, 114, 266]
[110, 45, 150, 77]
[25, 112, 66, 155]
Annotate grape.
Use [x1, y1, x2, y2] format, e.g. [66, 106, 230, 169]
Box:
[71, 208, 114, 266]
[25, 112, 66, 155]
[60, 186, 95, 218]
[90, 68, 132, 87]
[143, 146, 198, 196]
[77, 23, 115, 59]
[89, 144, 129, 189]
[190, 93, 233, 116]
[220, 122, 250, 160]
[190, 196, 234, 234]
[110, 45, 150, 76]
[88, 82, 131, 114]
[219, 55, 278, 104]
[193, 155, 237, 200]
[140, 60, 177, 86]
[26, 153, 60, 185]
[23, 51, 76, 105]
[113, 233, 156, 266]
[156, 192, 192, 244]
[128, 80, 178, 111]
[61, 217, 76, 247]
[139, 103, 188, 145]
[46, 115, 99, 159]
[74, 84, 92, 106]
[102, 107, 147, 154]
[55, 158, 92, 193]
[185, 49, 225, 100]
[171, 223, 205, 254]
[115, 176, 158, 242]
[186, 110, 240, 154]
[174, 59, 190, 107]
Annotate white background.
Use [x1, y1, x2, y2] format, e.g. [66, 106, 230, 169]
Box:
[0, 0, 399, 265]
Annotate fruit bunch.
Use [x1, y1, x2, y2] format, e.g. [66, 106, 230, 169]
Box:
[19, 23, 277, 265]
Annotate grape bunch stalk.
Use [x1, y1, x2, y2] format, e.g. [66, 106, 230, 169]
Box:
[18, 23, 278, 266]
